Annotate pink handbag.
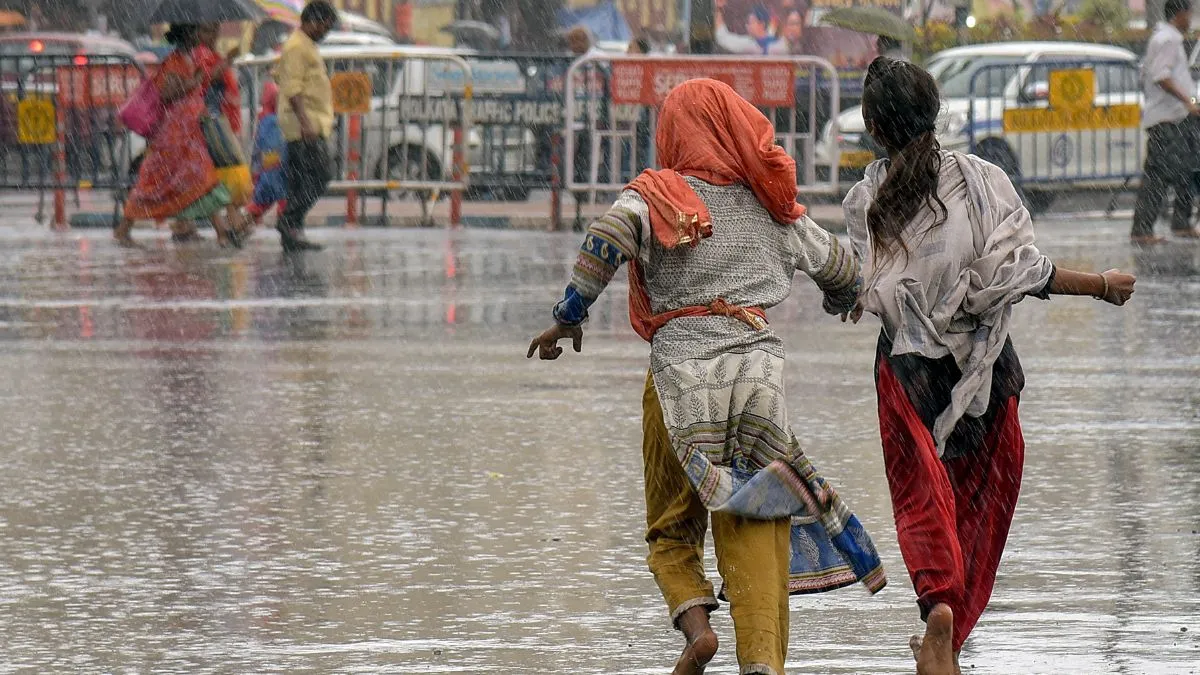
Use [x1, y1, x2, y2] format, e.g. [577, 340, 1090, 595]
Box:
[118, 76, 163, 138]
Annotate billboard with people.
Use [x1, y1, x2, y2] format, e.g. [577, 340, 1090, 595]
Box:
[714, 0, 896, 95]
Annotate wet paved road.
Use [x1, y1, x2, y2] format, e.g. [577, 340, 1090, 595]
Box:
[0, 218, 1196, 674]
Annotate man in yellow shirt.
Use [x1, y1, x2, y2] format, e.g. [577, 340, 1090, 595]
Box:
[276, 0, 337, 252]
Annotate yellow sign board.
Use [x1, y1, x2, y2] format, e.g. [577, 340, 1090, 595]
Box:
[1003, 104, 1141, 133]
[330, 72, 372, 115]
[17, 98, 56, 145]
[839, 149, 875, 169]
[1048, 68, 1096, 113]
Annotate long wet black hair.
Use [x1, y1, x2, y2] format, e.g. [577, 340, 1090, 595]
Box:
[861, 57, 947, 264]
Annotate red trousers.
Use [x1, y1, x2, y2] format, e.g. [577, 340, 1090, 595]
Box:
[876, 358, 1025, 652]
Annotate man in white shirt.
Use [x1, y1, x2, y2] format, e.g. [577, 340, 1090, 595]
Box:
[1132, 0, 1200, 243]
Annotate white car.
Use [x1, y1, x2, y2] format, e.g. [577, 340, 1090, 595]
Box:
[818, 42, 1142, 211]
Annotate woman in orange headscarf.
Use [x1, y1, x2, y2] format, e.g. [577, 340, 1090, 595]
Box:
[527, 79, 886, 674]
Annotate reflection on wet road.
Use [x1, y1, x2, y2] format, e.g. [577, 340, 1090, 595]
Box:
[0, 221, 1196, 673]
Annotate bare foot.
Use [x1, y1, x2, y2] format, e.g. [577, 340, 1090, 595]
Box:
[113, 231, 139, 249]
[909, 634, 923, 661]
[674, 606, 718, 675]
[916, 604, 955, 675]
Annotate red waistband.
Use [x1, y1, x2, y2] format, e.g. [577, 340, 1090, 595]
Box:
[642, 298, 768, 340]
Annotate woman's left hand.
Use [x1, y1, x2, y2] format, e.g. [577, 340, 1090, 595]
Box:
[527, 324, 584, 360]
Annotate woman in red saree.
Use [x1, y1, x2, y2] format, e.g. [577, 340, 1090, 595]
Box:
[115, 24, 243, 248]
[844, 58, 1137, 675]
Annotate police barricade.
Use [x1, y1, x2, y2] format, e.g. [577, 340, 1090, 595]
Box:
[427, 54, 574, 205]
[564, 55, 842, 219]
[967, 60, 1143, 214]
[0, 52, 143, 227]
[239, 48, 472, 226]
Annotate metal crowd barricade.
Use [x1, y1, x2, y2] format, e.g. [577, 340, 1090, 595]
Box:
[240, 47, 472, 226]
[967, 59, 1143, 211]
[0, 52, 144, 227]
[452, 54, 574, 206]
[564, 55, 842, 214]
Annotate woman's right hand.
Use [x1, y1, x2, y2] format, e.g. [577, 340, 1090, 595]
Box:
[1100, 269, 1136, 306]
[526, 324, 584, 361]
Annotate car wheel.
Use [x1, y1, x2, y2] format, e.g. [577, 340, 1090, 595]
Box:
[385, 145, 442, 202]
[1023, 190, 1057, 215]
[976, 139, 1019, 177]
[975, 140, 1046, 214]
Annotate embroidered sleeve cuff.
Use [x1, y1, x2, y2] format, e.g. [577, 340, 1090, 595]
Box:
[822, 274, 862, 315]
[552, 286, 592, 325]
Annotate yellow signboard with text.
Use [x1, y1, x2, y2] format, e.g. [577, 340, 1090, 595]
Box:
[1003, 104, 1141, 133]
[330, 72, 372, 115]
[1048, 69, 1095, 112]
[17, 98, 56, 145]
[1003, 67, 1140, 133]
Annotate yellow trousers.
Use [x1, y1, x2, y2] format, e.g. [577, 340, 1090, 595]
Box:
[642, 373, 792, 675]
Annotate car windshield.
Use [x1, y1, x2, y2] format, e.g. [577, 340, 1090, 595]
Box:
[929, 54, 1025, 98]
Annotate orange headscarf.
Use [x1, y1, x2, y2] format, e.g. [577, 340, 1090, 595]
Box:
[623, 78, 806, 340]
[626, 78, 806, 249]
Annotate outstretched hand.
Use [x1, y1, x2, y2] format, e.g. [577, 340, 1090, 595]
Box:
[1100, 269, 1136, 306]
[526, 324, 584, 360]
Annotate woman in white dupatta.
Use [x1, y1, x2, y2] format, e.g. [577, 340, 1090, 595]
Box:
[842, 57, 1136, 675]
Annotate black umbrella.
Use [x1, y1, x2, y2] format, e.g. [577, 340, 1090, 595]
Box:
[149, 0, 267, 25]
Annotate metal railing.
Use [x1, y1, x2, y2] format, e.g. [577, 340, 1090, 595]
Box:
[239, 47, 473, 226]
[564, 54, 842, 205]
[0, 52, 144, 226]
[967, 60, 1143, 189]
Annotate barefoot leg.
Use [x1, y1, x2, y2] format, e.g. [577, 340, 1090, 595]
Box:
[210, 210, 241, 249]
[673, 605, 718, 675]
[917, 604, 955, 675]
[227, 205, 252, 239]
[114, 217, 137, 247]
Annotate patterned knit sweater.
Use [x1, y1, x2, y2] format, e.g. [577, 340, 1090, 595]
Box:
[553, 178, 861, 356]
